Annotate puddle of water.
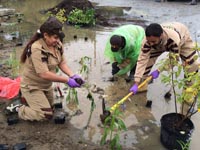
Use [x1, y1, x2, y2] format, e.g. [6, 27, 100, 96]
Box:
[58, 26, 167, 149]
[61, 24, 200, 150]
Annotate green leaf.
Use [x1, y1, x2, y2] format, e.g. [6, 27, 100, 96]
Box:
[100, 128, 109, 145]
[68, 8, 95, 26]
[110, 134, 121, 150]
[117, 119, 127, 130]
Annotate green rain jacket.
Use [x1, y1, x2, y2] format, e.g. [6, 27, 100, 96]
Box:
[104, 25, 145, 75]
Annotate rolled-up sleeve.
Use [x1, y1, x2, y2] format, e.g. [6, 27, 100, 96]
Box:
[134, 42, 151, 83]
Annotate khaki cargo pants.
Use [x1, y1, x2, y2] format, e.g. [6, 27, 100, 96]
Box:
[18, 87, 54, 121]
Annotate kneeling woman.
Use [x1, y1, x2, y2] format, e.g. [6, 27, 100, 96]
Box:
[9, 17, 84, 121]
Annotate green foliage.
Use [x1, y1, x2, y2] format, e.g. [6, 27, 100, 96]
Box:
[177, 140, 191, 150]
[5, 48, 19, 78]
[158, 51, 200, 116]
[66, 88, 79, 105]
[79, 58, 96, 128]
[15, 13, 24, 23]
[87, 92, 96, 112]
[100, 108, 127, 150]
[79, 56, 92, 79]
[64, 55, 95, 128]
[193, 42, 200, 52]
[158, 50, 199, 148]
[68, 8, 96, 26]
[65, 56, 92, 107]
[84, 91, 96, 128]
[47, 8, 67, 23]
[65, 56, 91, 107]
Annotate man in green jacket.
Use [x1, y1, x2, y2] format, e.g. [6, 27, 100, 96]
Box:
[104, 24, 145, 82]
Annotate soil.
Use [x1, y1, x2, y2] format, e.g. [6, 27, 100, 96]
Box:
[161, 113, 194, 133]
[160, 113, 194, 150]
[0, 113, 109, 150]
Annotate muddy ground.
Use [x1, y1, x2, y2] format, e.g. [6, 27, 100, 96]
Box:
[0, 0, 200, 150]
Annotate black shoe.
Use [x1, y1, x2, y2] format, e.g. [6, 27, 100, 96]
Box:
[7, 115, 19, 125]
[4, 98, 22, 115]
[0, 144, 9, 150]
[6, 103, 22, 113]
[125, 73, 134, 83]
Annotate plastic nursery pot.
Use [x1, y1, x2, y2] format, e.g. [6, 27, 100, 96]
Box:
[160, 113, 194, 150]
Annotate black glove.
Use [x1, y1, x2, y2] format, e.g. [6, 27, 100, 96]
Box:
[111, 62, 120, 75]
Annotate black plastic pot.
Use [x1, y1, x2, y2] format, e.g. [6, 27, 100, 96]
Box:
[160, 113, 194, 150]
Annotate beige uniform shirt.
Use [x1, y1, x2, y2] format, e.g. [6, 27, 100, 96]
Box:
[21, 39, 64, 90]
[134, 22, 199, 83]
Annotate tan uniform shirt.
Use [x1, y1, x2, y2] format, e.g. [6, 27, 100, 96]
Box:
[134, 22, 199, 83]
[21, 39, 64, 90]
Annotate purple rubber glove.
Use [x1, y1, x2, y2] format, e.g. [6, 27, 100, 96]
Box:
[67, 78, 80, 88]
[71, 74, 85, 85]
[150, 69, 160, 79]
[129, 83, 138, 94]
